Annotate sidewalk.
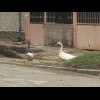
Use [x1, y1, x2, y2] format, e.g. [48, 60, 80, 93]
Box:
[0, 58, 100, 76]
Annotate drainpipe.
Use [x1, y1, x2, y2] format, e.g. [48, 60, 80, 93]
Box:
[18, 12, 21, 42]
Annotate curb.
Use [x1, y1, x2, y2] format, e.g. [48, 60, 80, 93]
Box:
[0, 61, 100, 76]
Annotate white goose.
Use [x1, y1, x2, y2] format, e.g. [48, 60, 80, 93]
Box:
[25, 40, 34, 61]
[25, 52, 34, 61]
[56, 42, 76, 60]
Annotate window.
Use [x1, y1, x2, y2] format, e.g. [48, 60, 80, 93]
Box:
[47, 12, 73, 24]
[77, 12, 100, 24]
[30, 12, 44, 23]
[47, 12, 56, 23]
[30, 12, 73, 24]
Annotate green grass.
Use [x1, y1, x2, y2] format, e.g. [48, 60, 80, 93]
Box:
[62, 53, 100, 69]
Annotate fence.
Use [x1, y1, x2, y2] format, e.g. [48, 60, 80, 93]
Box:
[0, 31, 25, 45]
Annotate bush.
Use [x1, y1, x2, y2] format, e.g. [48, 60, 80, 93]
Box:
[0, 45, 22, 58]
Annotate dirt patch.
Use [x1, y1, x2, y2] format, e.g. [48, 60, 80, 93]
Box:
[1, 44, 100, 61]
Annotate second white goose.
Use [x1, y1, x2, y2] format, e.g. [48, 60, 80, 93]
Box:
[56, 42, 76, 60]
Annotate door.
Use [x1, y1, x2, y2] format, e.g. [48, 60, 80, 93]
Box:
[29, 12, 44, 46]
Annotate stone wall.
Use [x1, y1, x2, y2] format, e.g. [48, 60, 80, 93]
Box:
[44, 24, 74, 47]
[0, 12, 27, 44]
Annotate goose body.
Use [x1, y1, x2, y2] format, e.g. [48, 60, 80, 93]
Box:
[56, 42, 76, 60]
[25, 52, 34, 61]
[59, 50, 76, 60]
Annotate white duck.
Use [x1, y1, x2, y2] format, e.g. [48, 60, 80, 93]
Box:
[25, 52, 34, 61]
[56, 42, 76, 60]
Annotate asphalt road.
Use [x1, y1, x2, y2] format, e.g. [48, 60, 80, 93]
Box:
[0, 63, 100, 87]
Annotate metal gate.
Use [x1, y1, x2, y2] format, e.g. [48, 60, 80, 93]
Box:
[77, 12, 100, 50]
[29, 12, 74, 47]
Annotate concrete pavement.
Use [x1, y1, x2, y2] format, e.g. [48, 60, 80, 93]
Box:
[0, 63, 100, 87]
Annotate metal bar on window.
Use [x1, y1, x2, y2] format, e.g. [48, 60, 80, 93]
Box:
[99, 12, 100, 23]
[44, 12, 46, 24]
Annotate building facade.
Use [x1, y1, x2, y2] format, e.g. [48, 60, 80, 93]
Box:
[0, 12, 100, 50]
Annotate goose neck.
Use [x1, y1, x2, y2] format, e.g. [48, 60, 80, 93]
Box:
[60, 44, 63, 52]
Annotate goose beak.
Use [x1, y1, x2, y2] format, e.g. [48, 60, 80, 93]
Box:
[55, 43, 60, 47]
[55, 43, 58, 46]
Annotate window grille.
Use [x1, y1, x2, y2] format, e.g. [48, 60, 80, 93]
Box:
[30, 12, 44, 23]
[77, 12, 100, 24]
[47, 12, 73, 24]
[30, 12, 73, 24]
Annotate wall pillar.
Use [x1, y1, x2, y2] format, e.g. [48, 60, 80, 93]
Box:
[73, 12, 77, 47]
